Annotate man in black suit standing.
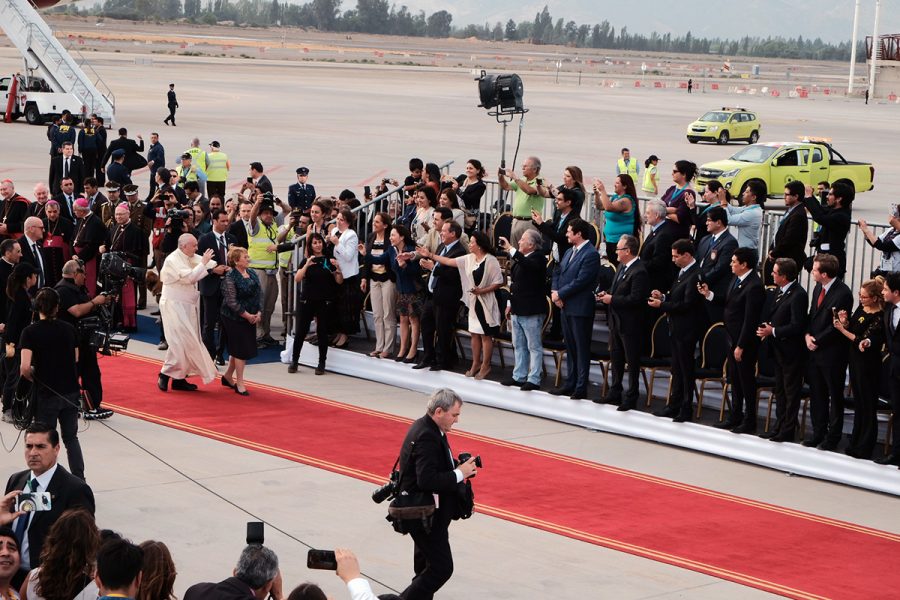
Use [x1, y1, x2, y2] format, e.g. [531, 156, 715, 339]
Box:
[598, 234, 649, 410]
[757, 258, 808, 442]
[5, 423, 94, 575]
[648, 238, 705, 421]
[804, 182, 852, 277]
[803, 253, 853, 450]
[639, 199, 677, 293]
[18, 218, 47, 289]
[198, 209, 236, 361]
[700, 247, 764, 433]
[396, 389, 478, 600]
[101, 128, 145, 177]
[763, 181, 808, 285]
[245, 162, 273, 196]
[163, 83, 178, 126]
[48, 142, 84, 197]
[414, 221, 467, 371]
[878, 273, 900, 466]
[228, 201, 252, 249]
[499, 229, 547, 391]
[551, 219, 601, 399]
[696, 207, 738, 323]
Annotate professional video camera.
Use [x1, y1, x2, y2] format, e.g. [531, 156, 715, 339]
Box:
[82, 251, 147, 355]
[167, 207, 192, 220]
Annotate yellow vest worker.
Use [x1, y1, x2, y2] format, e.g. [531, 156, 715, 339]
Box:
[617, 158, 639, 179]
[184, 146, 208, 172]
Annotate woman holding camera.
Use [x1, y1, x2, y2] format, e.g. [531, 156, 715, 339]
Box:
[451, 159, 487, 234]
[359, 212, 396, 358]
[419, 232, 503, 380]
[329, 208, 360, 348]
[289, 233, 343, 375]
[593, 174, 639, 267]
[220, 247, 261, 396]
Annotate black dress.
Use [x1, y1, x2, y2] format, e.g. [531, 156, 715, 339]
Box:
[220, 269, 262, 360]
[291, 257, 340, 368]
[845, 307, 884, 457]
[472, 261, 499, 337]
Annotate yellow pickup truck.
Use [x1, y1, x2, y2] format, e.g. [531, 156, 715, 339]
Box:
[696, 141, 875, 197]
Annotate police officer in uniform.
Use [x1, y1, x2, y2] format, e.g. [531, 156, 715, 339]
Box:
[163, 83, 178, 126]
[287, 167, 316, 214]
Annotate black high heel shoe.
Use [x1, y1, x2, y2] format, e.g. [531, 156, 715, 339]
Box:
[221, 376, 235, 389]
[234, 386, 249, 396]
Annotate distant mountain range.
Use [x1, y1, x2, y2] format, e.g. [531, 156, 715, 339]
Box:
[409, 0, 900, 42]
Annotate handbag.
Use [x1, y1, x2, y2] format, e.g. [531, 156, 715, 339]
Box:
[384, 456, 436, 535]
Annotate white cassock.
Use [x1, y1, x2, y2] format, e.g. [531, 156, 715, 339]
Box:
[159, 248, 218, 383]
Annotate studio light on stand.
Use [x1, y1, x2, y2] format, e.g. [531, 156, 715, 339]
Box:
[475, 70, 528, 215]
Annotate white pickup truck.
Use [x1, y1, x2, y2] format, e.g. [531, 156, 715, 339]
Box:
[0, 73, 86, 125]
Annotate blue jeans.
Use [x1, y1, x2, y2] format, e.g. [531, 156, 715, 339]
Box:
[511, 314, 544, 384]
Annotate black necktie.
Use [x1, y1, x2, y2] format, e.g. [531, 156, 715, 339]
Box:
[64, 158, 69, 178]
[32, 242, 44, 287]
[218, 235, 226, 261]
[14, 478, 38, 545]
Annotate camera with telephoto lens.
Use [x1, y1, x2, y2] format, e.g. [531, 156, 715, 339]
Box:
[371, 470, 399, 504]
[167, 208, 191, 220]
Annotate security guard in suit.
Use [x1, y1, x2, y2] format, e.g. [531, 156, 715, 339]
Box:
[287, 167, 316, 214]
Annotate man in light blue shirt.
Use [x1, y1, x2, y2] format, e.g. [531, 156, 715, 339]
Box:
[727, 180, 765, 249]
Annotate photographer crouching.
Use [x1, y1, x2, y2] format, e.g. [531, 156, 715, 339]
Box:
[379, 388, 478, 600]
[55, 260, 111, 420]
[19, 288, 86, 480]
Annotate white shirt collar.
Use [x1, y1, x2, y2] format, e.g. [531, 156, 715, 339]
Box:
[680, 259, 696, 273]
[575, 239, 591, 251]
[621, 256, 639, 270]
[821, 278, 835, 294]
[780, 281, 794, 294]
[736, 270, 751, 284]
[30, 463, 58, 491]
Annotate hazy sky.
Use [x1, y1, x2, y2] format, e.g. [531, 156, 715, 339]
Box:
[397, 0, 899, 41]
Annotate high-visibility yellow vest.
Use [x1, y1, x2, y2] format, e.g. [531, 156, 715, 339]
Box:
[617, 158, 638, 179]
[184, 147, 207, 172]
[176, 164, 199, 186]
[206, 151, 228, 182]
[248, 221, 278, 270]
[278, 228, 297, 268]
[642, 165, 658, 194]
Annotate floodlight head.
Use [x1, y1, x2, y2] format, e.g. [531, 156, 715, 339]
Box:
[476, 70, 525, 114]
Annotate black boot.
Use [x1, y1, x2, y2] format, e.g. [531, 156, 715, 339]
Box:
[157, 373, 170, 391]
[171, 378, 198, 391]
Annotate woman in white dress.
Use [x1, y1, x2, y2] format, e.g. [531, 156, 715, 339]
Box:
[419, 231, 503, 380]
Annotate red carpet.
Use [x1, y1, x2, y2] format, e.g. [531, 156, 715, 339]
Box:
[103, 353, 900, 600]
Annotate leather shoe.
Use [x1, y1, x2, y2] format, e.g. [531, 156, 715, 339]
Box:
[802, 437, 824, 448]
[772, 430, 795, 443]
[221, 376, 235, 389]
[501, 378, 525, 387]
[550, 387, 574, 396]
[759, 430, 778, 439]
[731, 422, 758, 434]
[171, 379, 198, 391]
[874, 453, 900, 466]
[672, 412, 692, 423]
[287, 364, 298, 374]
[428, 365, 443, 372]
[570, 392, 587, 400]
[157, 373, 169, 391]
[653, 406, 678, 418]
[215, 355, 226, 366]
[412, 362, 432, 370]
[616, 402, 635, 412]
[519, 382, 540, 392]
[714, 417, 741, 430]
[817, 440, 839, 451]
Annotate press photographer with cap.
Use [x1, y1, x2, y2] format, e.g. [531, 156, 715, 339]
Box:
[287, 167, 316, 214]
[55, 259, 111, 420]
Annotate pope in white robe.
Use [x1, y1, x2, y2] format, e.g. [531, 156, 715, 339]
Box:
[157, 233, 218, 390]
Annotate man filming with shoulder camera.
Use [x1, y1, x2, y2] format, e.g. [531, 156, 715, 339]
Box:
[394, 388, 477, 600]
[55, 259, 111, 420]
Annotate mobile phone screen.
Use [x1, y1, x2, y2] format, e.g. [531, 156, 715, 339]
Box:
[246, 522, 264, 545]
[307, 549, 337, 570]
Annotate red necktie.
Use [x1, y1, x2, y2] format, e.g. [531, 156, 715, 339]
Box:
[816, 286, 826, 309]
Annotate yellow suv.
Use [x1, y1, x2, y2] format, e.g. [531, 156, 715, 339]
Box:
[686, 107, 761, 145]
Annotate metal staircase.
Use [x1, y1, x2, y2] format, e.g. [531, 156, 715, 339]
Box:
[0, 0, 115, 123]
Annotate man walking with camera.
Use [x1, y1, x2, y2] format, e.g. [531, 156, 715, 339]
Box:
[56, 259, 111, 420]
[396, 388, 477, 600]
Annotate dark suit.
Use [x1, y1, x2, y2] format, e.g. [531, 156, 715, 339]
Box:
[287, 182, 316, 212]
[102, 137, 146, 173]
[535, 210, 576, 262]
[763, 204, 808, 285]
[50, 193, 77, 224]
[147, 142, 166, 198]
[5, 465, 95, 569]
[184, 577, 256, 600]
[659, 261, 705, 418]
[552, 242, 601, 396]
[397, 414, 467, 600]
[805, 279, 853, 445]
[606, 258, 650, 407]
[420, 240, 467, 368]
[105, 161, 132, 187]
[762, 282, 808, 439]
[19, 236, 47, 289]
[697, 230, 738, 323]
[48, 155, 85, 197]
[198, 230, 236, 358]
[639, 221, 677, 293]
[254, 175, 274, 196]
[712, 271, 764, 428]
[228, 220, 250, 249]
[804, 197, 850, 277]
[509, 250, 546, 316]
[883, 303, 900, 456]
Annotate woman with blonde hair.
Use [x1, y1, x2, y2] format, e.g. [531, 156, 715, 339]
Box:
[832, 276, 885, 459]
[419, 231, 503, 379]
[220, 246, 262, 396]
[136, 540, 176, 600]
